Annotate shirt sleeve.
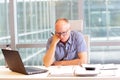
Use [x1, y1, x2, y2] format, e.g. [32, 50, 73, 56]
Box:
[76, 32, 87, 53]
[46, 37, 52, 51]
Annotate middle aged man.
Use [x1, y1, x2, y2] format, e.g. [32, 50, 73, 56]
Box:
[43, 18, 87, 67]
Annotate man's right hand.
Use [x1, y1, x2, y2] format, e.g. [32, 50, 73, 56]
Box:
[52, 34, 60, 45]
[43, 34, 60, 67]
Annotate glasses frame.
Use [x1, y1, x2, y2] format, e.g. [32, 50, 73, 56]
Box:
[55, 29, 70, 37]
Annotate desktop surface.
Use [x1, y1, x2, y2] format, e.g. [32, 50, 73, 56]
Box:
[0, 64, 120, 80]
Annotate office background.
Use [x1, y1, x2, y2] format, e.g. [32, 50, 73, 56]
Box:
[0, 0, 120, 66]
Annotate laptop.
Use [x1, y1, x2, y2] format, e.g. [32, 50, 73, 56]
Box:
[1, 49, 48, 75]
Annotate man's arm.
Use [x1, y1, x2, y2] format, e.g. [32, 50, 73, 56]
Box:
[52, 52, 87, 66]
[43, 35, 60, 67]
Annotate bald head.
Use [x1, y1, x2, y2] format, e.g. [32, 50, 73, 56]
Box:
[55, 18, 71, 43]
[55, 18, 69, 24]
[55, 18, 70, 31]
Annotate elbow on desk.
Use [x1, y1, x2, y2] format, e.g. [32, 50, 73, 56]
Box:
[43, 58, 52, 67]
[43, 63, 51, 67]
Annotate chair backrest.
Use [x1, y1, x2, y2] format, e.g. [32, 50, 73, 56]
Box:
[69, 20, 83, 32]
[69, 20, 90, 63]
[84, 35, 90, 64]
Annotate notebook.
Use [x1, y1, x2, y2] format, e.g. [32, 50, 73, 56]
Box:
[1, 49, 48, 75]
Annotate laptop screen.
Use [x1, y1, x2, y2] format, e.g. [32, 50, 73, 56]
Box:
[2, 49, 27, 74]
[1, 49, 48, 75]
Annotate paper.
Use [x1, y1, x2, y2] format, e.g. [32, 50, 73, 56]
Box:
[74, 66, 99, 76]
[48, 66, 75, 77]
[100, 64, 118, 70]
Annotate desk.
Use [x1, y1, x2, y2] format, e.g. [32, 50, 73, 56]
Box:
[0, 65, 120, 80]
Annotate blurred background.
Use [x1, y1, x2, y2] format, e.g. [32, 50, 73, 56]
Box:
[0, 0, 120, 66]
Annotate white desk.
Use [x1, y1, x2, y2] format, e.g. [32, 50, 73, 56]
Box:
[0, 64, 120, 80]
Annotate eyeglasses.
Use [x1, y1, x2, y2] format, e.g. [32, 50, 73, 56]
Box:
[55, 29, 70, 37]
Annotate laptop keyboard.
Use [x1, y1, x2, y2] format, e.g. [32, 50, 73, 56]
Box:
[25, 67, 48, 74]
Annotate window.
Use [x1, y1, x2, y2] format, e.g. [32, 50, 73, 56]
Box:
[84, 0, 120, 64]
[0, 0, 120, 66]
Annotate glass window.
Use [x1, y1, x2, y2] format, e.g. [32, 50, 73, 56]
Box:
[84, 0, 120, 64]
[17, 0, 55, 44]
[1, 0, 120, 66]
[0, 0, 10, 44]
[0, 0, 80, 66]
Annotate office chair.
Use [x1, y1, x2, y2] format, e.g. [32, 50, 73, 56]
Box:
[69, 20, 90, 63]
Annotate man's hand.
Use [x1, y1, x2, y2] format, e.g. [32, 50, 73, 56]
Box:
[52, 61, 64, 66]
[43, 34, 60, 67]
[52, 34, 60, 44]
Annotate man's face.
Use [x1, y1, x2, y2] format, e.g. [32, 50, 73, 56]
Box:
[55, 21, 70, 43]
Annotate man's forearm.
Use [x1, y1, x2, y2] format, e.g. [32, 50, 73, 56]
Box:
[43, 42, 57, 67]
[53, 59, 85, 66]
[43, 35, 60, 67]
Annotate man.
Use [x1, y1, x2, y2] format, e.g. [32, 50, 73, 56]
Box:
[43, 18, 87, 67]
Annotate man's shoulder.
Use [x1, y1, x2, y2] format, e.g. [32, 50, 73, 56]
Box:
[71, 30, 83, 37]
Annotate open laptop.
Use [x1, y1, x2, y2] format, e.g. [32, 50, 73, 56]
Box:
[1, 49, 48, 75]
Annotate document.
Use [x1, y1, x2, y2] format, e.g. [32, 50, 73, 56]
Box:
[74, 66, 100, 76]
[48, 66, 75, 77]
[100, 64, 118, 70]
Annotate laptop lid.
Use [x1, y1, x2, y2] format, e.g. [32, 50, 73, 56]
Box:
[2, 49, 48, 75]
[2, 49, 28, 74]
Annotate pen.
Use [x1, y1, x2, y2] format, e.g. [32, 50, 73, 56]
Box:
[51, 32, 54, 36]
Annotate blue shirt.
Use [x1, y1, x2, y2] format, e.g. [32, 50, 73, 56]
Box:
[46, 31, 87, 61]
